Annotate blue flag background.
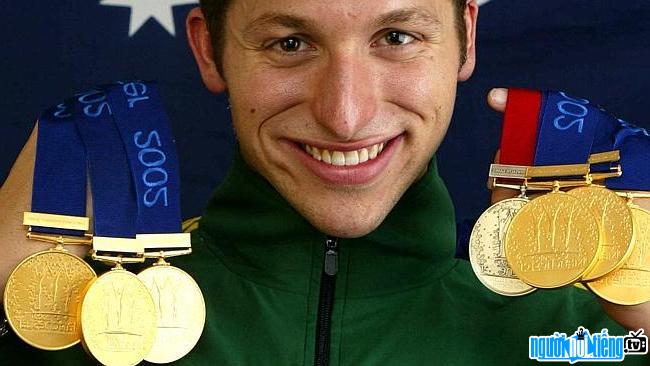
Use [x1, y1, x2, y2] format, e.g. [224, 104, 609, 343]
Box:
[1, 0, 649, 222]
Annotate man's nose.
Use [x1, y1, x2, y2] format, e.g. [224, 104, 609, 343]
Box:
[310, 51, 378, 141]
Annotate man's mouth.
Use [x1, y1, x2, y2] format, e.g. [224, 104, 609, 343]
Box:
[288, 135, 402, 186]
[302, 141, 386, 166]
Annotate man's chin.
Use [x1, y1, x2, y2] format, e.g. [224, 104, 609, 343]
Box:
[269, 158, 417, 238]
[309, 219, 383, 239]
[297, 203, 394, 239]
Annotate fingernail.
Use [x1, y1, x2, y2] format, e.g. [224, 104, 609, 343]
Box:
[491, 88, 508, 105]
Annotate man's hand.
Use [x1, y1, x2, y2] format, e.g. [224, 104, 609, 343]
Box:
[0, 124, 90, 296]
[487, 88, 650, 332]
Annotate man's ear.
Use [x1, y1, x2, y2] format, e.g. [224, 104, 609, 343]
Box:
[457, 0, 478, 82]
[186, 7, 227, 94]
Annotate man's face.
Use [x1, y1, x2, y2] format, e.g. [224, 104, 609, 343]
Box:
[213, 0, 474, 238]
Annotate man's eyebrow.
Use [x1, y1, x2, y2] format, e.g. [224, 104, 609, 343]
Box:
[373, 8, 442, 30]
[245, 12, 318, 34]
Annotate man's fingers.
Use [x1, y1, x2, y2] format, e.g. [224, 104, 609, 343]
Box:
[488, 88, 508, 113]
[491, 187, 519, 204]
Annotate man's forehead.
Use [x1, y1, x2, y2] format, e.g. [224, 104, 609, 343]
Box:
[228, 0, 451, 31]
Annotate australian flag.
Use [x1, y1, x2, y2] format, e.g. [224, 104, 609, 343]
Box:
[1, 0, 649, 230]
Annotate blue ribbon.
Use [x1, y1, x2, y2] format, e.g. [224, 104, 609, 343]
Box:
[31, 98, 88, 237]
[32, 81, 182, 242]
[534, 90, 650, 190]
[104, 81, 182, 234]
[73, 88, 138, 238]
[533, 91, 601, 165]
[597, 118, 650, 190]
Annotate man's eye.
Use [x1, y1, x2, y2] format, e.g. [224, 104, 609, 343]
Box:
[379, 31, 416, 46]
[276, 37, 304, 52]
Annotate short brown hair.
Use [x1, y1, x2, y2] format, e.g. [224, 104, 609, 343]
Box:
[199, 0, 468, 75]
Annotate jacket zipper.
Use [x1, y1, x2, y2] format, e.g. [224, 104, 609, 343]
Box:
[313, 236, 339, 366]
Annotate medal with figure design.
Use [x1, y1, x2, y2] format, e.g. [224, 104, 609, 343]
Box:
[470, 196, 536, 296]
[4, 244, 95, 350]
[80, 239, 157, 366]
[4, 213, 95, 350]
[586, 204, 650, 305]
[134, 233, 205, 364]
[505, 184, 602, 289]
[568, 186, 635, 280]
[138, 258, 205, 364]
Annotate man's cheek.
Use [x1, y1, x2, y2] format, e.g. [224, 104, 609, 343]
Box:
[381, 63, 456, 115]
[231, 69, 307, 122]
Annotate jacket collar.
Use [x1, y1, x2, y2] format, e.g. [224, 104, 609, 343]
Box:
[197, 149, 457, 297]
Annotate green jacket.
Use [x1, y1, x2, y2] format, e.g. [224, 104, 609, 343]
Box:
[1, 152, 647, 365]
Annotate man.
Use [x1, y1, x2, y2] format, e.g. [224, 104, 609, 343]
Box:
[0, 0, 648, 364]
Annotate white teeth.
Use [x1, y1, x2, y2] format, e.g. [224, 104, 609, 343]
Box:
[303, 141, 388, 166]
[344, 150, 359, 166]
[331, 151, 345, 166]
[369, 144, 378, 159]
[358, 148, 369, 163]
[312, 147, 322, 161]
[322, 149, 332, 164]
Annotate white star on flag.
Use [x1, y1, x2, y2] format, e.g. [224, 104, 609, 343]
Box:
[101, 0, 199, 37]
[102, 0, 493, 37]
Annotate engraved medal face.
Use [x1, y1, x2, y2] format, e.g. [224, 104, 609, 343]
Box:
[469, 198, 536, 296]
[505, 192, 601, 289]
[586, 207, 650, 305]
[138, 265, 206, 364]
[3, 250, 96, 350]
[569, 186, 635, 280]
[80, 269, 157, 366]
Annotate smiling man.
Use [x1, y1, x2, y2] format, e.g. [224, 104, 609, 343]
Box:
[0, 0, 649, 365]
[192, 0, 474, 239]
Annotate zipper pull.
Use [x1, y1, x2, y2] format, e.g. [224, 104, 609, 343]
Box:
[324, 237, 339, 276]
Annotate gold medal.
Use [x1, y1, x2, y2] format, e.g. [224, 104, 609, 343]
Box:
[80, 238, 157, 366]
[138, 260, 205, 364]
[3, 248, 95, 350]
[568, 186, 634, 280]
[469, 198, 536, 296]
[585, 206, 650, 305]
[505, 189, 601, 288]
[5, 212, 95, 350]
[80, 265, 157, 366]
[135, 232, 204, 364]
